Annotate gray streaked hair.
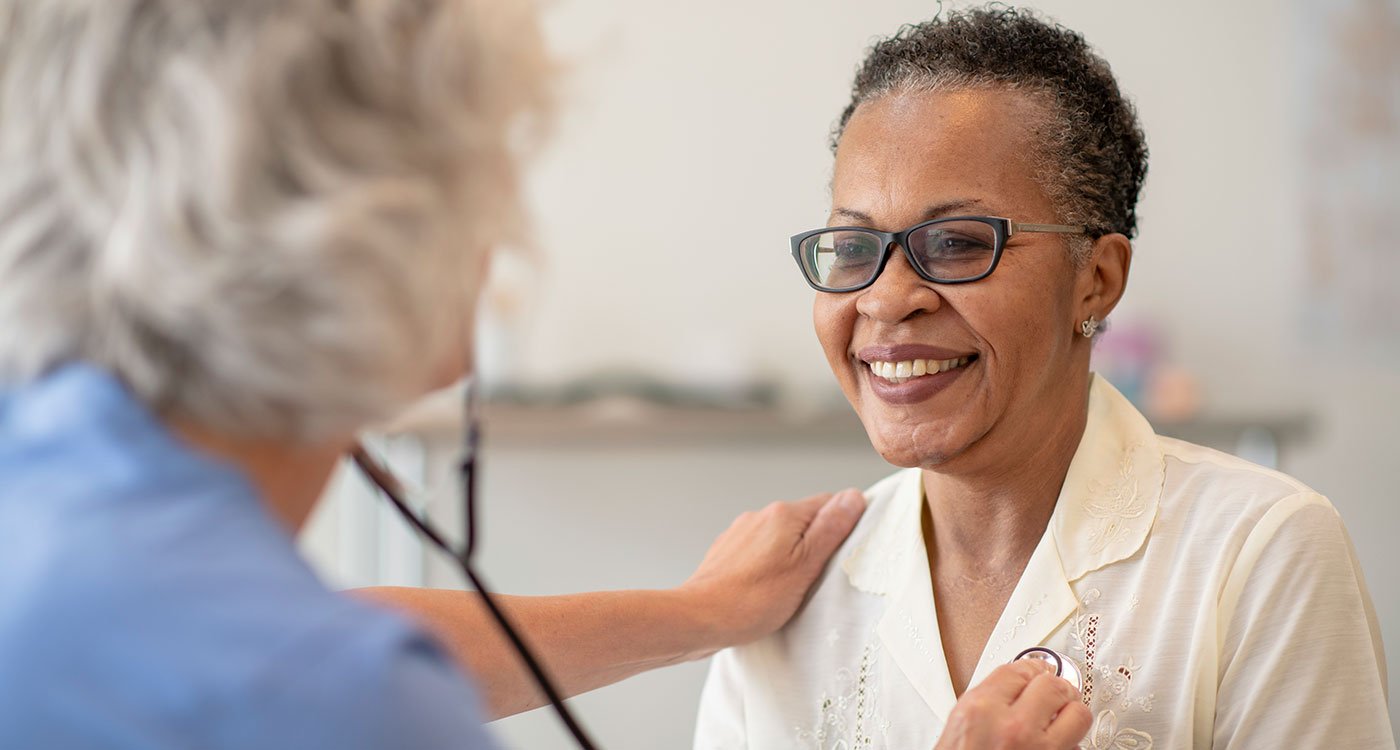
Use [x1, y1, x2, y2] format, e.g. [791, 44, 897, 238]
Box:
[833, 7, 1149, 266]
[0, 0, 550, 439]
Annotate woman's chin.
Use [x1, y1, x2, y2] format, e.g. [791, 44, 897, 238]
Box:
[863, 425, 965, 470]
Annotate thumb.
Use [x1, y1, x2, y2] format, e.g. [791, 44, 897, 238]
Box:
[797, 488, 866, 565]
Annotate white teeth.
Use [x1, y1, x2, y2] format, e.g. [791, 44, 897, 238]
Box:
[866, 356, 974, 383]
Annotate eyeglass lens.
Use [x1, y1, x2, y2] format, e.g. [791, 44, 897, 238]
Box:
[799, 219, 999, 289]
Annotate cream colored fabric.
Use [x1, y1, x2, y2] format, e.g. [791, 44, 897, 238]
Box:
[695, 376, 1393, 749]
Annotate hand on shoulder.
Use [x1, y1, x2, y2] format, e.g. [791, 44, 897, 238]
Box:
[679, 489, 867, 647]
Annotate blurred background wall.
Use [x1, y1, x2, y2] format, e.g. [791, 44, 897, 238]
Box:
[302, 0, 1400, 746]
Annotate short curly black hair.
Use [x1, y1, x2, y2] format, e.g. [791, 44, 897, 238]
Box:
[834, 5, 1148, 243]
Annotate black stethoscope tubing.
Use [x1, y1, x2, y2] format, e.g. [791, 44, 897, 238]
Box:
[352, 379, 600, 749]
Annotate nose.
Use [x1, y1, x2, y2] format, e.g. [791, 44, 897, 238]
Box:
[854, 244, 944, 323]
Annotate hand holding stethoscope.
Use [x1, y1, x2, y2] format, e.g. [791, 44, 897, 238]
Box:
[931, 649, 1092, 750]
[1014, 647, 1084, 692]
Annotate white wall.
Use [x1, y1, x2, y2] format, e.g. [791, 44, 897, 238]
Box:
[502, 0, 1398, 733]
[306, 0, 1399, 745]
[505, 0, 1308, 402]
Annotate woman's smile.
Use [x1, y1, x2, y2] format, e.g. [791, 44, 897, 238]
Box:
[856, 344, 980, 405]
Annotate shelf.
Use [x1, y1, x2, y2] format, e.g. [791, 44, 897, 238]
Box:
[386, 387, 1315, 457]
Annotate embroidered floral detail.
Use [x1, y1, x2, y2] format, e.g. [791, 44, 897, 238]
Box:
[986, 592, 1048, 661]
[1087, 709, 1154, 749]
[1083, 443, 1149, 554]
[1068, 589, 1155, 749]
[1097, 657, 1140, 708]
[796, 640, 888, 749]
[901, 607, 937, 664]
[853, 645, 874, 745]
[1068, 590, 1102, 706]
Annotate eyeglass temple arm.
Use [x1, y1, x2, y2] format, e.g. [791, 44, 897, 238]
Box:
[1010, 221, 1086, 235]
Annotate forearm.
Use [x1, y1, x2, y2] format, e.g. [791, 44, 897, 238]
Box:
[356, 586, 727, 719]
[354, 490, 866, 720]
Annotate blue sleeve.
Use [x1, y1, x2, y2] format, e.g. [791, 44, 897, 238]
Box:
[216, 612, 497, 750]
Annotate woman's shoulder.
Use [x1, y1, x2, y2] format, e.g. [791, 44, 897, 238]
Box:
[1145, 435, 1357, 585]
[1152, 434, 1333, 528]
[1155, 434, 1315, 494]
[790, 468, 923, 610]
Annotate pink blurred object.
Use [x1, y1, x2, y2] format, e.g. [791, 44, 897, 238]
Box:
[1091, 318, 1202, 423]
[1090, 319, 1160, 409]
[1145, 366, 1203, 423]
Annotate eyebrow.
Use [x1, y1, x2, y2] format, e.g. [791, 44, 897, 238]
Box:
[829, 199, 988, 227]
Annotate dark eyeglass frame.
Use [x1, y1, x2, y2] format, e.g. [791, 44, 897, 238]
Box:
[790, 215, 1086, 292]
[351, 380, 600, 749]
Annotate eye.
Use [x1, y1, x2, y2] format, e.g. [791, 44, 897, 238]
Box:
[833, 236, 880, 262]
[804, 230, 883, 288]
[923, 231, 993, 256]
[907, 221, 1000, 280]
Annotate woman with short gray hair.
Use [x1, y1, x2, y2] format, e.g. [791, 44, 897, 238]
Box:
[0, 1, 871, 747]
[697, 8, 1392, 749]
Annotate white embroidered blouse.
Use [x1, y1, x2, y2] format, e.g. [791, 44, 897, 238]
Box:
[695, 376, 1394, 749]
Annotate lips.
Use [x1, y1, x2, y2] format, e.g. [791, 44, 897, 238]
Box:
[855, 344, 979, 405]
[857, 344, 972, 363]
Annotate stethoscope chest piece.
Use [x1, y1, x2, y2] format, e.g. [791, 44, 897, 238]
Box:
[1013, 646, 1083, 692]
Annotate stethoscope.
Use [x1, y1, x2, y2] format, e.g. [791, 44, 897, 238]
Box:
[352, 378, 602, 749]
[351, 378, 1084, 750]
[1013, 646, 1084, 692]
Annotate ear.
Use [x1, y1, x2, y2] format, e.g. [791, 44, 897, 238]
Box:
[1075, 233, 1132, 327]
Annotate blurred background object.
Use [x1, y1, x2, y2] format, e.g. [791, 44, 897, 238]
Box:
[300, 0, 1400, 746]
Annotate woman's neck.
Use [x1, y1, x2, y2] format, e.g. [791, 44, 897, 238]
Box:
[168, 418, 350, 534]
[921, 388, 1090, 574]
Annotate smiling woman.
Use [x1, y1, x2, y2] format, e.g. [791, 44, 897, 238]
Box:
[695, 7, 1394, 750]
[813, 86, 1124, 478]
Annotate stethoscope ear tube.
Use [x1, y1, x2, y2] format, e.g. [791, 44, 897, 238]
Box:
[1012, 646, 1084, 692]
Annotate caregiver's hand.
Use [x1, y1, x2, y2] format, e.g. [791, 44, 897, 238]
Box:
[680, 488, 867, 644]
[356, 488, 866, 719]
[934, 661, 1092, 750]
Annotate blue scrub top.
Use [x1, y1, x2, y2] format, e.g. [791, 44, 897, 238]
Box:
[0, 365, 495, 749]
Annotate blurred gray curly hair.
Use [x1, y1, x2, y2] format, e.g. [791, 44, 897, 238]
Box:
[0, 0, 550, 440]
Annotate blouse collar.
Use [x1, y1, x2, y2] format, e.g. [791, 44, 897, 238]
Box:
[838, 375, 1166, 721]
[843, 374, 1165, 595]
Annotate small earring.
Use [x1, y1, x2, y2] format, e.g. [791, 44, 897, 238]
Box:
[1080, 316, 1099, 338]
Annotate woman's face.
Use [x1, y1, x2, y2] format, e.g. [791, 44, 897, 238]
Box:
[815, 89, 1103, 471]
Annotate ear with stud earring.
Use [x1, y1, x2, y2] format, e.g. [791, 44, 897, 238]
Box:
[1079, 316, 1099, 338]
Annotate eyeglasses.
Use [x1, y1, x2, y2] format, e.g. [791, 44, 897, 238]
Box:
[790, 215, 1085, 292]
[351, 381, 599, 749]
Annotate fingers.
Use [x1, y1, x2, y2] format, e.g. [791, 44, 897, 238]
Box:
[1010, 672, 1081, 729]
[940, 662, 1089, 750]
[976, 659, 1057, 704]
[786, 491, 838, 520]
[1043, 699, 1093, 749]
[794, 488, 866, 562]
